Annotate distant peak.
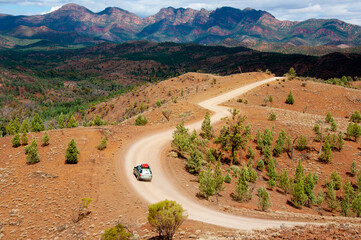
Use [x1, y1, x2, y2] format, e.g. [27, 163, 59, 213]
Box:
[58, 3, 89, 11]
[244, 7, 254, 11]
[98, 7, 129, 15]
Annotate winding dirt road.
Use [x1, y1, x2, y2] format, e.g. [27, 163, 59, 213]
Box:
[123, 77, 303, 230]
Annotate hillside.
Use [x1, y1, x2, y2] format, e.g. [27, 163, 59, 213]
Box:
[0, 4, 361, 47]
[1, 72, 361, 239]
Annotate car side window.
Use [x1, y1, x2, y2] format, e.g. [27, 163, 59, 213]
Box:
[140, 169, 143, 173]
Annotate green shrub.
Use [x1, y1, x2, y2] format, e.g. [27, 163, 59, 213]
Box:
[41, 131, 50, 146]
[12, 133, 21, 147]
[285, 91, 294, 104]
[257, 187, 272, 211]
[98, 137, 107, 150]
[94, 114, 106, 126]
[65, 139, 79, 164]
[134, 114, 148, 126]
[148, 200, 187, 240]
[224, 172, 232, 183]
[325, 112, 333, 123]
[350, 110, 361, 123]
[156, 100, 162, 107]
[346, 122, 361, 141]
[268, 112, 276, 121]
[102, 224, 132, 240]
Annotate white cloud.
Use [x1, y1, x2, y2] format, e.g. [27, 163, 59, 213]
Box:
[289, 4, 322, 14]
[42, 4, 62, 14]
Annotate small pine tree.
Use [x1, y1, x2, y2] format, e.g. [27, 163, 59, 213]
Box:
[291, 178, 307, 208]
[320, 140, 332, 163]
[304, 173, 317, 206]
[346, 122, 361, 142]
[41, 131, 50, 146]
[248, 165, 258, 183]
[20, 130, 28, 146]
[257, 159, 265, 171]
[58, 113, 65, 129]
[30, 113, 45, 132]
[267, 158, 277, 186]
[330, 120, 337, 132]
[25, 139, 37, 154]
[330, 171, 342, 190]
[326, 181, 339, 211]
[200, 111, 213, 140]
[341, 194, 351, 217]
[65, 139, 79, 164]
[279, 170, 291, 194]
[199, 165, 216, 199]
[214, 161, 225, 198]
[351, 193, 361, 217]
[224, 172, 232, 183]
[313, 123, 322, 142]
[287, 67, 296, 78]
[233, 174, 251, 202]
[336, 131, 344, 151]
[246, 146, 255, 159]
[12, 133, 21, 147]
[350, 110, 361, 123]
[67, 115, 78, 128]
[343, 178, 355, 201]
[295, 160, 305, 182]
[296, 135, 307, 151]
[186, 150, 203, 174]
[26, 143, 40, 164]
[98, 137, 107, 150]
[19, 119, 29, 133]
[273, 131, 286, 157]
[257, 187, 272, 211]
[351, 161, 357, 176]
[285, 91, 295, 104]
[325, 112, 333, 123]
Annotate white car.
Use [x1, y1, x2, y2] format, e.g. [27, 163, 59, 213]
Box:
[133, 163, 152, 181]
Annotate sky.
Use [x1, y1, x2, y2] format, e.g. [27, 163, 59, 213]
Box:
[0, 0, 360, 26]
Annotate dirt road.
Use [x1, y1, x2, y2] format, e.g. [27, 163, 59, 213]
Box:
[123, 77, 303, 230]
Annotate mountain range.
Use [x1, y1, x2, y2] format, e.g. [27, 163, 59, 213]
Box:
[1, 3, 361, 47]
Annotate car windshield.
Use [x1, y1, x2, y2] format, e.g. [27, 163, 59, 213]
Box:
[141, 169, 151, 174]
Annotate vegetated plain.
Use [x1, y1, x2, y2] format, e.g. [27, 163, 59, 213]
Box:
[1, 40, 361, 135]
[0, 70, 361, 239]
